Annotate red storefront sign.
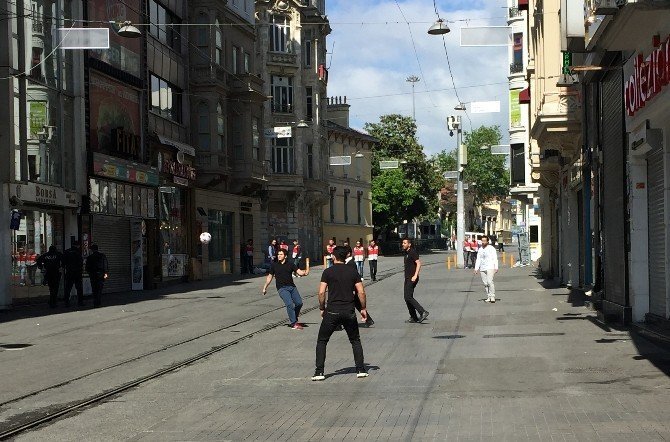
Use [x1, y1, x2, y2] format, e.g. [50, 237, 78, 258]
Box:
[160, 158, 196, 181]
[624, 35, 670, 117]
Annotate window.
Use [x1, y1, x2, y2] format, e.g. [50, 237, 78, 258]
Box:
[215, 21, 223, 65]
[511, 143, 525, 185]
[151, 74, 181, 122]
[303, 29, 312, 67]
[149, 1, 181, 51]
[216, 104, 225, 152]
[307, 144, 313, 178]
[270, 15, 291, 53]
[305, 86, 313, 121]
[272, 137, 294, 174]
[343, 189, 350, 224]
[329, 188, 335, 222]
[529, 225, 539, 243]
[232, 115, 243, 159]
[208, 210, 233, 262]
[196, 14, 208, 47]
[252, 117, 260, 160]
[357, 191, 362, 225]
[244, 52, 250, 73]
[232, 46, 238, 73]
[198, 102, 210, 151]
[271, 75, 293, 113]
[511, 32, 523, 73]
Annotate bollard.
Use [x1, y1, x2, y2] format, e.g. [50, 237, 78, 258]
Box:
[509, 253, 514, 268]
[447, 256, 451, 270]
[306, 258, 310, 273]
[502, 252, 506, 263]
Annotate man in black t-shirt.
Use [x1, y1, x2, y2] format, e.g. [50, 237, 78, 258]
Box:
[402, 238, 429, 323]
[312, 246, 368, 381]
[262, 249, 309, 330]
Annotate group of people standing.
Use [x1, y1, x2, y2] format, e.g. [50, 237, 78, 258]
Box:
[262, 236, 430, 380]
[267, 238, 304, 269]
[324, 238, 379, 281]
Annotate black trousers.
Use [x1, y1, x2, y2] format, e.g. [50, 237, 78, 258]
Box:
[47, 273, 61, 307]
[64, 273, 84, 306]
[368, 260, 378, 281]
[316, 309, 364, 373]
[91, 276, 105, 307]
[404, 278, 425, 321]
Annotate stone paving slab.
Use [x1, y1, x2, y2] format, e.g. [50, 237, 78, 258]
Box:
[8, 254, 670, 441]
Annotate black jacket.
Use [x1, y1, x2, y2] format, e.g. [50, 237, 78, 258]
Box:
[37, 250, 62, 276]
[85, 251, 109, 278]
[62, 247, 84, 274]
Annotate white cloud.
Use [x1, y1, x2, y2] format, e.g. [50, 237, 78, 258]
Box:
[326, 0, 511, 155]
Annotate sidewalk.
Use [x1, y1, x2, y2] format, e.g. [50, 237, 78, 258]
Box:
[5, 253, 670, 440]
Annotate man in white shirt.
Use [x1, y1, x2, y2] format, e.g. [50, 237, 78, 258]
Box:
[474, 235, 499, 303]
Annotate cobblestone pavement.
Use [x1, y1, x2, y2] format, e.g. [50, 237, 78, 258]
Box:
[5, 252, 670, 441]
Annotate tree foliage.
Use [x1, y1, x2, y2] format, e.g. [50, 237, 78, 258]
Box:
[462, 125, 510, 205]
[364, 114, 443, 236]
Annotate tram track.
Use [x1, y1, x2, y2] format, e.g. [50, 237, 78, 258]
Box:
[0, 261, 414, 439]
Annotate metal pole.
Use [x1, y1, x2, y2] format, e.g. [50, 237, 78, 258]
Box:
[456, 117, 465, 268]
[406, 75, 420, 121]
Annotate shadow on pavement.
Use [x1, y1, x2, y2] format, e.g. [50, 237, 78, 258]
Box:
[0, 273, 265, 325]
[328, 364, 381, 378]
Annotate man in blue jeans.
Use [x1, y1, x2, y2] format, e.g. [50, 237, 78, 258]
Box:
[262, 249, 309, 330]
[312, 246, 368, 381]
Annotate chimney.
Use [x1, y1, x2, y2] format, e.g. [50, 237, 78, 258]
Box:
[327, 96, 350, 127]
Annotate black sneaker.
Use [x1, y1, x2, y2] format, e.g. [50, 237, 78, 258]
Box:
[418, 311, 430, 323]
[311, 371, 325, 381]
[356, 369, 369, 378]
[405, 318, 418, 323]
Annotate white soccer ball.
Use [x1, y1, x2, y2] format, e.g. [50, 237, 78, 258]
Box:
[199, 232, 212, 244]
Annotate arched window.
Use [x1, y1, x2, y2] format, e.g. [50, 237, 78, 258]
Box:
[216, 103, 225, 152]
[198, 102, 210, 151]
[215, 20, 223, 65]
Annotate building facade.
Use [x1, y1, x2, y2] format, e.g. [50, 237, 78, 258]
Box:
[0, 0, 86, 307]
[323, 97, 375, 249]
[255, 0, 331, 262]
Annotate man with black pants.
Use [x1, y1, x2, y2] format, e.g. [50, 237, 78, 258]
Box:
[63, 241, 84, 307]
[37, 245, 63, 308]
[345, 247, 374, 327]
[85, 244, 108, 308]
[312, 246, 368, 381]
[402, 238, 429, 323]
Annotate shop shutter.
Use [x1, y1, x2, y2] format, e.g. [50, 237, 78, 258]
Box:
[600, 71, 626, 307]
[647, 144, 666, 318]
[92, 215, 131, 293]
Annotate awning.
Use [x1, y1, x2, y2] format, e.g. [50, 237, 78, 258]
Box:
[519, 88, 530, 104]
[157, 135, 195, 157]
[518, 0, 529, 10]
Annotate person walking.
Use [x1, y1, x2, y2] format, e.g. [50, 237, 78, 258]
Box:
[469, 237, 479, 269]
[463, 236, 472, 269]
[267, 239, 278, 263]
[345, 247, 374, 327]
[367, 240, 379, 281]
[312, 246, 368, 381]
[402, 238, 429, 323]
[474, 235, 499, 303]
[85, 244, 109, 308]
[26, 249, 38, 286]
[324, 238, 335, 268]
[37, 246, 63, 308]
[262, 249, 309, 330]
[353, 240, 365, 279]
[62, 241, 84, 307]
[244, 239, 254, 274]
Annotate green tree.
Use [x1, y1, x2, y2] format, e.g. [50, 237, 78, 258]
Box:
[462, 125, 510, 205]
[364, 114, 442, 237]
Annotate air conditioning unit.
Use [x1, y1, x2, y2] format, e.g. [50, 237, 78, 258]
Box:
[591, 0, 619, 15]
[630, 121, 662, 156]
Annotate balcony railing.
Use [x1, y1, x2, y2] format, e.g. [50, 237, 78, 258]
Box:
[271, 103, 293, 113]
[191, 65, 227, 85]
[268, 52, 298, 66]
[510, 62, 524, 74]
[508, 7, 522, 18]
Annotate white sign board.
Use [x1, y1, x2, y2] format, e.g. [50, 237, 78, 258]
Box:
[471, 101, 501, 114]
[379, 160, 399, 169]
[11, 182, 80, 207]
[264, 126, 292, 139]
[443, 170, 459, 179]
[490, 145, 510, 155]
[460, 26, 511, 47]
[56, 28, 110, 49]
[329, 156, 352, 166]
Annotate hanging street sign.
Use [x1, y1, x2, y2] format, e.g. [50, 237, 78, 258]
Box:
[471, 101, 501, 113]
[329, 156, 352, 166]
[379, 160, 400, 169]
[443, 170, 459, 179]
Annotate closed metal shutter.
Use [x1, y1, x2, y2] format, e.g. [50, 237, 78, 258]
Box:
[647, 144, 666, 318]
[92, 215, 131, 293]
[600, 72, 626, 307]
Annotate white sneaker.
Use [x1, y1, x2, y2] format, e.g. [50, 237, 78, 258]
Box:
[490, 297, 496, 303]
[311, 372, 325, 381]
[356, 371, 369, 378]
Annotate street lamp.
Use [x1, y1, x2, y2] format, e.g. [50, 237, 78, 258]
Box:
[109, 20, 142, 38]
[427, 19, 450, 35]
[447, 114, 466, 268]
[406, 75, 420, 120]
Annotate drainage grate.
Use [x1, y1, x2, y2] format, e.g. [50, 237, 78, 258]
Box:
[483, 332, 565, 338]
[0, 344, 33, 350]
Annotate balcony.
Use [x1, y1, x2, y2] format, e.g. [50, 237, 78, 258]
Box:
[268, 52, 298, 66]
[509, 62, 524, 75]
[271, 103, 294, 114]
[190, 65, 227, 86]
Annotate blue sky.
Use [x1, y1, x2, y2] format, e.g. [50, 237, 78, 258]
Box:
[326, 0, 511, 155]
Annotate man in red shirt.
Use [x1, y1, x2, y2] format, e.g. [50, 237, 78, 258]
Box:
[367, 240, 379, 281]
[325, 238, 335, 268]
[353, 240, 366, 279]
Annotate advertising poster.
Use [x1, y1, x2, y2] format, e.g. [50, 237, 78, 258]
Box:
[510, 90, 521, 127]
[89, 72, 141, 153]
[162, 254, 187, 277]
[130, 220, 144, 290]
[87, 0, 141, 77]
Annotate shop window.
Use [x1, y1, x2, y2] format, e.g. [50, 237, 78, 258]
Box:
[159, 186, 186, 255]
[208, 209, 233, 262]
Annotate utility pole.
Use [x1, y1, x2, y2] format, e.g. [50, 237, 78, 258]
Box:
[448, 115, 466, 268]
[406, 75, 420, 120]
